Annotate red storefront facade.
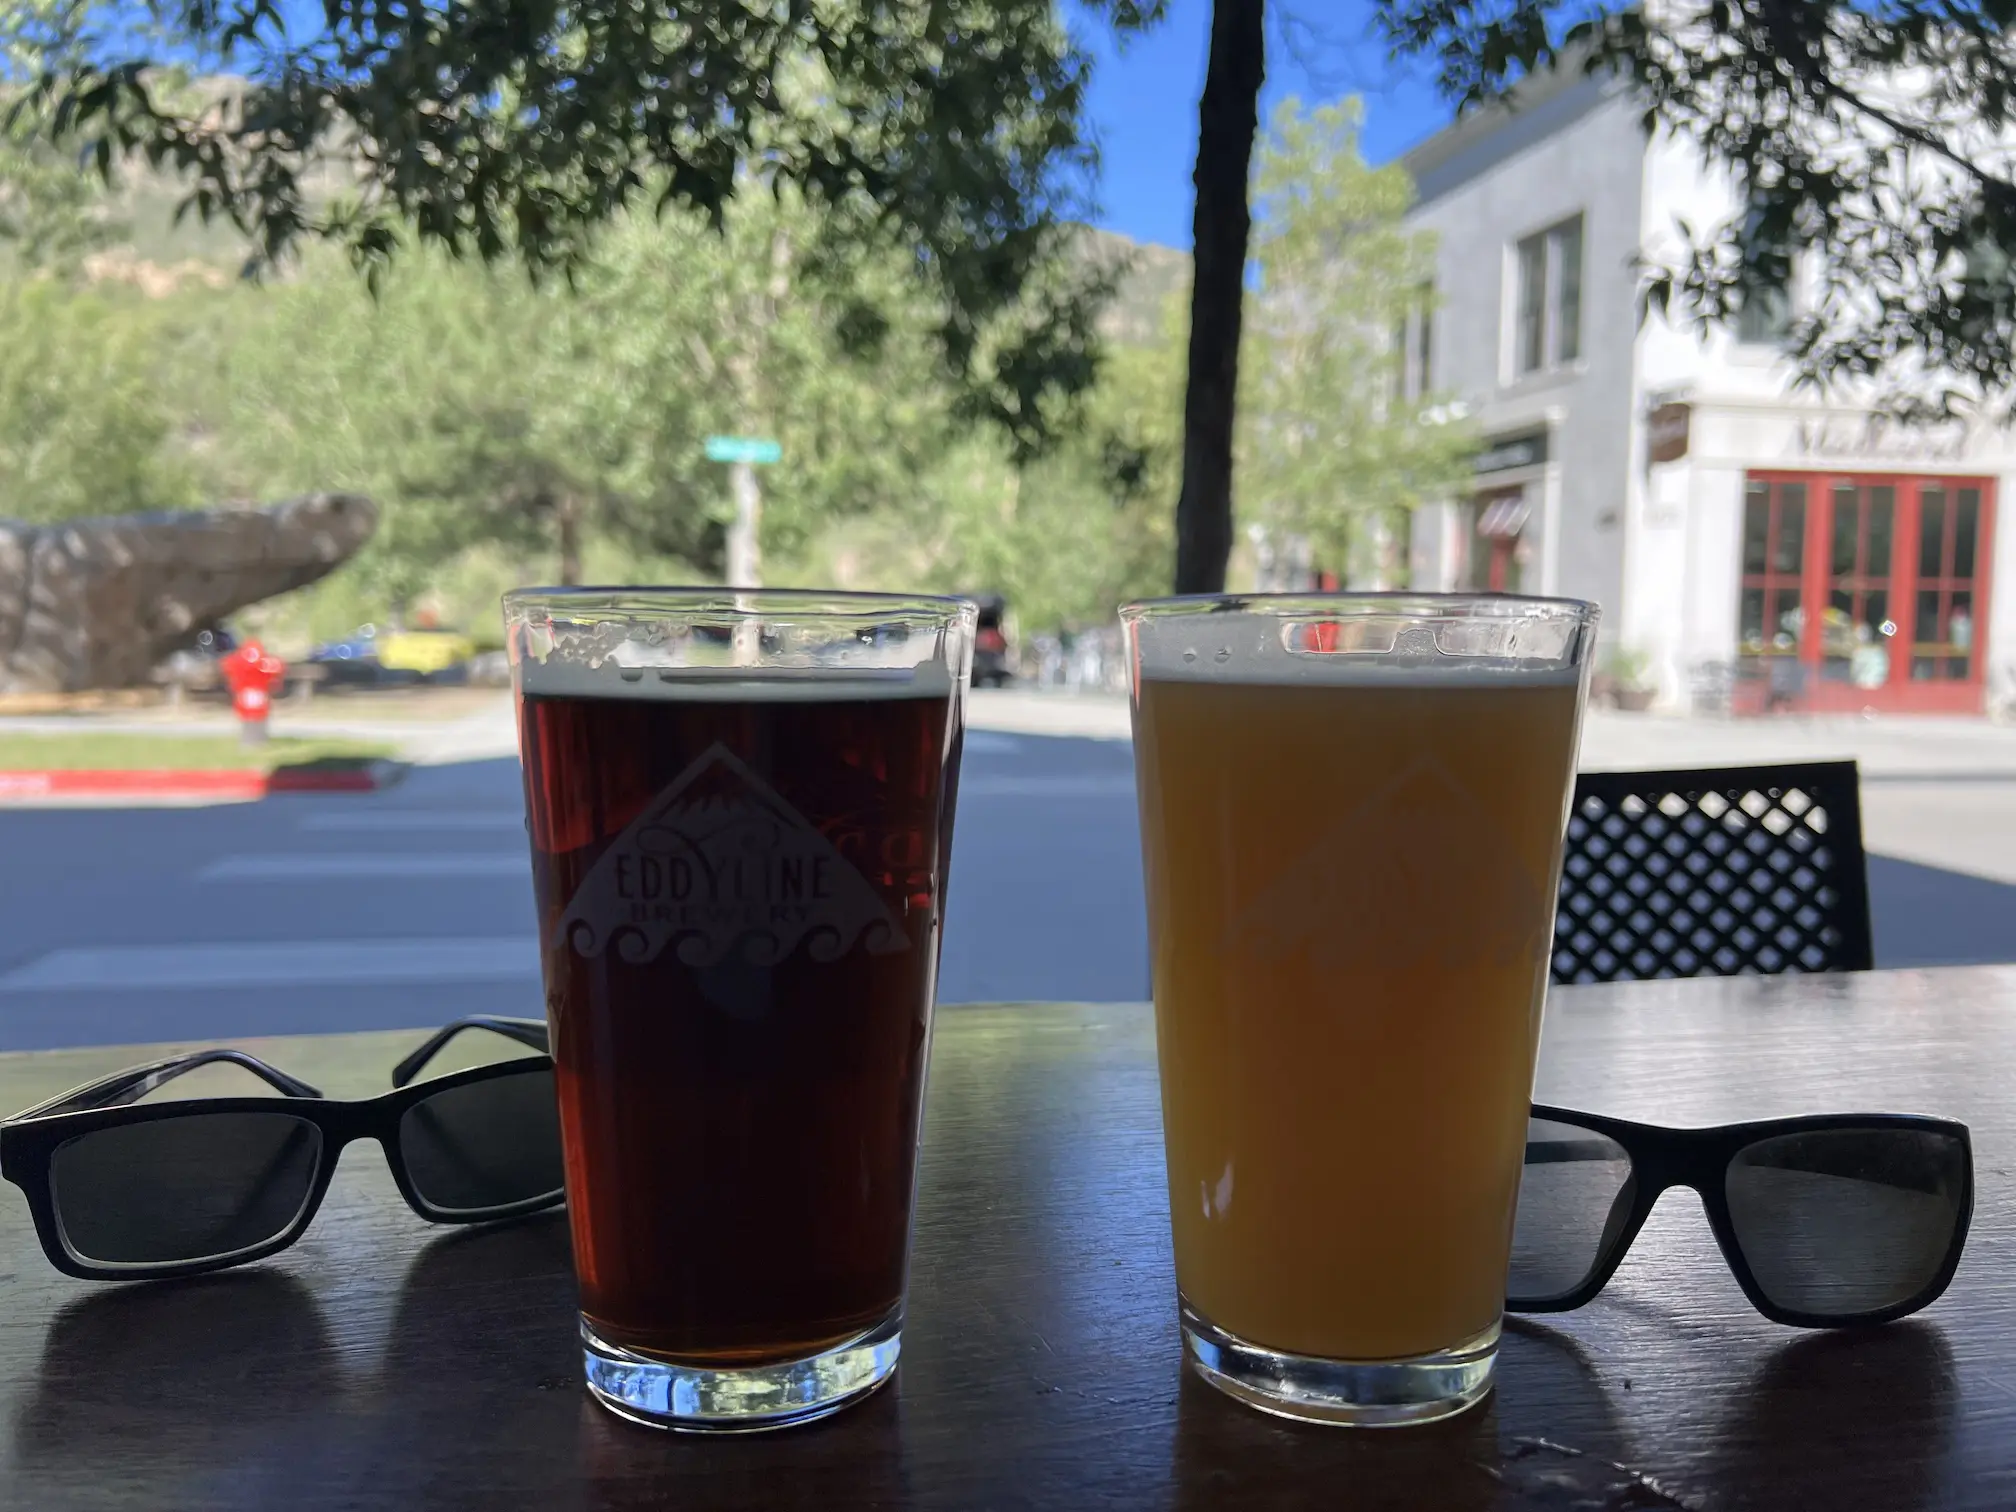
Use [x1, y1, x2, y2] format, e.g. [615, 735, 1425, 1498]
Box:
[1737, 471, 1995, 714]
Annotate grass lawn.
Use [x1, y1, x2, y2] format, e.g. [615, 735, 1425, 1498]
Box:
[0, 733, 396, 771]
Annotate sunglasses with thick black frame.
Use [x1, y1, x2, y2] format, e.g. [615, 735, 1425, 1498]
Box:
[1510, 1104, 1973, 1328]
[0, 1016, 559, 1282]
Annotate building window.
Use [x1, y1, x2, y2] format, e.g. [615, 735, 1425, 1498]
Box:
[1392, 284, 1437, 402]
[1512, 215, 1583, 375]
[1736, 279, 1793, 345]
[1734, 201, 1797, 346]
[1735, 472, 1994, 710]
[1416, 292, 1435, 395]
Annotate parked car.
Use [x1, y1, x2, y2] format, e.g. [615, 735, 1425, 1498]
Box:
[378, 627, 476, 678]
[971, 594, 1013, 688]
[467, 649, 512, 688]
[153, 624, 240, 697]
[306, 625, 384, 688]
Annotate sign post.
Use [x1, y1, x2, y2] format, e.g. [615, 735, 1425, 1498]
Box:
[704, 436, 782, 588]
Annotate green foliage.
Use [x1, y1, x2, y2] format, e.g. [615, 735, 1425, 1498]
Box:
[171, 186, 983, 601]
[0, 0, 1184, 640]
[24, 0, 1169, 451]
[1373, 0, 2016, 420]
[0, 278, 197, 520]
[1239, 98, 1475, 581]
[784, 297, 1183, 630]
[0, 0, 122, 270]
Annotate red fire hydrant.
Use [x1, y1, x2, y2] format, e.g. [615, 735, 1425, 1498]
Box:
[221, 641, 287, 745]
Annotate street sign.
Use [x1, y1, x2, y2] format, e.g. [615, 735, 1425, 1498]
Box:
[705, 436, 782, 465]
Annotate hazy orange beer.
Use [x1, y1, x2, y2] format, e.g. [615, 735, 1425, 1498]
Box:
[1122, 594, 1596, 1426]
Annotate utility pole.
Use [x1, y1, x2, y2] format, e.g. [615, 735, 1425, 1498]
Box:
[726, 460, 762, 587]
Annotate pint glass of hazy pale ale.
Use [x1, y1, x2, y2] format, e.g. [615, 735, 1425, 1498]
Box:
[505, 588, 973, 1431]
[1122, 594, 1596, 1427]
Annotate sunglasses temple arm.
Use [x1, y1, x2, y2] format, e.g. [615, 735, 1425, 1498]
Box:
[390, 1016, 551, 1089]
[12, 1050, 322, 1117]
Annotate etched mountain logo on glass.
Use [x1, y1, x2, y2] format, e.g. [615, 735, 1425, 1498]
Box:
[1225, 757, 1551, 971]
[560, 742, 909, 969]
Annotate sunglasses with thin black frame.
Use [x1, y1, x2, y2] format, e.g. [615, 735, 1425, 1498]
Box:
[1510, 1104, 1973, 1328]
[0, 1016, 559, 1281]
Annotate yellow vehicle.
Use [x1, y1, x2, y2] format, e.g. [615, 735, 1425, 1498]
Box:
[376, 628, 476, 676]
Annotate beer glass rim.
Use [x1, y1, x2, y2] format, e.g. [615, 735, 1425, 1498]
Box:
[1118, 591, 1597, 623]
[503, 585, 976, 623]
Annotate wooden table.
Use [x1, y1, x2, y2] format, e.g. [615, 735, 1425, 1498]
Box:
[1, 968, 2012, 1510]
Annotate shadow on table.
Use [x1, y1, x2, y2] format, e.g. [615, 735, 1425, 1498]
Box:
[1868, 855, 2016, 968]
[1168, 1316, 1688, 1512]
[368, 1211, 912, 1511]
[12, 1271, 339, 1504]
[1706, 1322, 1956, 1512]
[1170, 1365, 1504, 1512]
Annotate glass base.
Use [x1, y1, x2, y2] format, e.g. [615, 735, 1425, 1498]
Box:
[1181, 1301, 1497, 1428]
[581, 1310, 901, 1433]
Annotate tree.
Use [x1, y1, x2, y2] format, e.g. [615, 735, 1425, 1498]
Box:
[0, 280, 198, 520]
[1240, 99, 1474, 587]
[21, 0, 1166, 454]
[1174, 0, 1265, 595]
[1374, 0, 2016, 421]
[890, 308, 1183, 629]
[0, 0, 124, 269]
[182, 188, 973, 606]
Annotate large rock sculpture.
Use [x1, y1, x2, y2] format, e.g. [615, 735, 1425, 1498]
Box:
[0, 493, 378, 694]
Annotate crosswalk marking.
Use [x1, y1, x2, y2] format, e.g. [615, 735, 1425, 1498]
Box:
[298, 811, 525, 833]
[199, 853, 527, 881]
[960, 776, 1135, 798]
[0, 938, 540, 992]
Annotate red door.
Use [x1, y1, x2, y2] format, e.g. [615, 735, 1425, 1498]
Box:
[1738, 472, 1993, 713]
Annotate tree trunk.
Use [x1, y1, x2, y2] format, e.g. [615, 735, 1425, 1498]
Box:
[1174, 0, 1266, 595]
[556, 494, 583, 586]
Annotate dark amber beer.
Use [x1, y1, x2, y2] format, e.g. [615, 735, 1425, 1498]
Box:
[507, 589, 973, 1431]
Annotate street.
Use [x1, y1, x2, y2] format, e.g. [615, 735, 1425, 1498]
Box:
[0, 703, 2013, 1051]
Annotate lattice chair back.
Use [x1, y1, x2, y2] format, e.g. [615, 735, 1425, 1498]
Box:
[1552, 761, 1874, 985]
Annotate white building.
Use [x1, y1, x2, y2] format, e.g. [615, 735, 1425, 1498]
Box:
[1399, 69, 2013, 714]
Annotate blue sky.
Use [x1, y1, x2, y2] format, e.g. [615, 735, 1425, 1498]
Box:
[1080, 0, 1455, 249]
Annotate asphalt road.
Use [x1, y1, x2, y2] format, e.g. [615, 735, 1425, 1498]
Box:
[0, 730, 2009, 1052]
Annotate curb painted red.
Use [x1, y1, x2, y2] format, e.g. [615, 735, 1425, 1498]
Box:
[0, 759, 407, 801]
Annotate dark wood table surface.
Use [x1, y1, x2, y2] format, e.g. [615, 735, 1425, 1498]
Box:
[1, 968, 2012, 1510]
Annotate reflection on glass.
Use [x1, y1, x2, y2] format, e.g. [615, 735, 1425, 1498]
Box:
[1917, 590, 1942, 643]
[1955, 489, 1979, 579]
[1743, 484, 1770, 574]
[1920, 489, 1947, 579]
[1831, 486, 1859, 575]
[1740, 587, 1766, 652]
[1778, 485, 1807, 573]
[1773, 590, 1804, 651]
[1869, 487, 1895, 575]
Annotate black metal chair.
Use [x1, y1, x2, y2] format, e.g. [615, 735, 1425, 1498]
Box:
[1552, 761, 1874, 985]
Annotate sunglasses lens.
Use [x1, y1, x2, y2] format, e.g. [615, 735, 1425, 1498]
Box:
[51, 1113, 322, 1265]
[399, 1063, 563, 1215]
[1508, 1116, 1635, 1304]
[1726, 1127, 1968, 1319]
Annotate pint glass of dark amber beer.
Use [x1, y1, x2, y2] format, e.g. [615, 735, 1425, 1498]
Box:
[504, 588, 974, 1431]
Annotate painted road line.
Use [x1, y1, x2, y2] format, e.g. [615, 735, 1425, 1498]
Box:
[199, 853, 527, 881]
[0, 938, 539, 992]
[962, 732, 1023, 757]
[297, 811, 525, 832]
[959, 776, 1135, 798]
